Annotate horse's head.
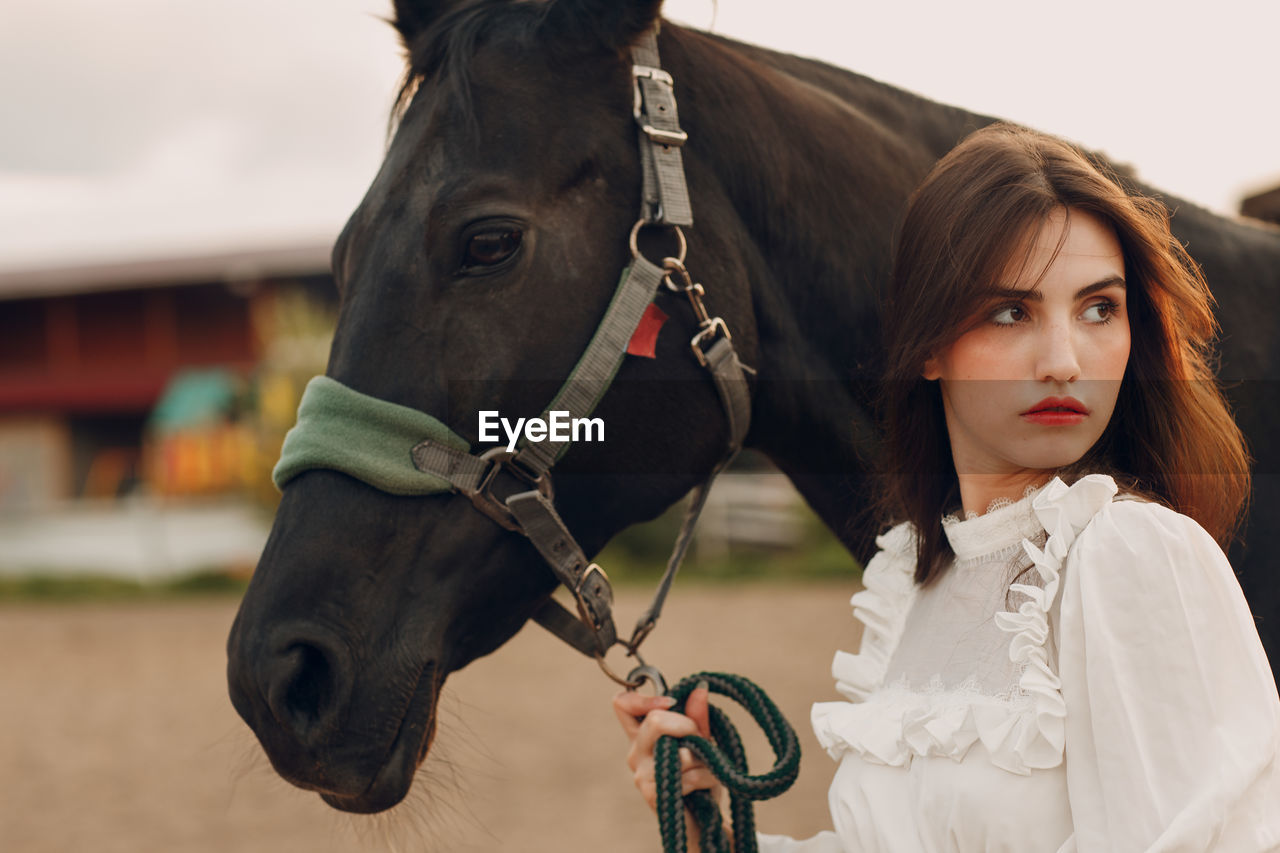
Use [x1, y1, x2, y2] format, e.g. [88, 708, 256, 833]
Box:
[226, 0, 757, 813]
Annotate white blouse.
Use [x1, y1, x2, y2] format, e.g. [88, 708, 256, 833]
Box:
[759, 474, 1280, 852]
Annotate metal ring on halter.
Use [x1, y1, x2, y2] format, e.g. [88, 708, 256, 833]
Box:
[597, 643, 667, 694]
[625, 663, 669, 695]
[629, 220, 686, 265]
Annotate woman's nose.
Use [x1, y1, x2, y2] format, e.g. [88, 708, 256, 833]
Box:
[1035, 322, 1081, 383]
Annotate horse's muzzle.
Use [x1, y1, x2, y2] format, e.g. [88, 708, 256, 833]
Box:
[227, 614, 441, 812]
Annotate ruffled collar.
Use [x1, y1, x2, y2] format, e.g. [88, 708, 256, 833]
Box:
[942, 483, 1048, 561]
[814, 474, 1120, 776]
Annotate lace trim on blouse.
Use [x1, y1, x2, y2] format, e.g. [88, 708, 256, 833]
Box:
[812, 474, 1120, 775]
[942, 482, 1048, 562]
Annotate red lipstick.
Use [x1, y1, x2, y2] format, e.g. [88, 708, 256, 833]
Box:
[1022, 396, 1089, 426]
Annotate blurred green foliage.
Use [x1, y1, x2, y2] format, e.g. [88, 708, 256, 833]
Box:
[596, 499, 863, 585]
[0, 571, 249, 603]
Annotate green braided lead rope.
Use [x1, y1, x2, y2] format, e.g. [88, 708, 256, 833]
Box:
[654, 672, 801, 853]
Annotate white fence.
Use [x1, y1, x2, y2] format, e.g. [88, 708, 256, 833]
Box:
[0, 497, 270, 579]
[693, 472, 805, 559]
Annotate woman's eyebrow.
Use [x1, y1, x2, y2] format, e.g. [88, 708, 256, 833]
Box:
[987, 275, 1126, 302]
[1073, 276, 1126, 299]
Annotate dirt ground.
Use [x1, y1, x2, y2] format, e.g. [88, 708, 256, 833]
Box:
[1, 582, 864, 852]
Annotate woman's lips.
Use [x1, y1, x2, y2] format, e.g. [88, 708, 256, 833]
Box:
[1022, 410, 1087, 425]
[1021, 396, 1089, 426]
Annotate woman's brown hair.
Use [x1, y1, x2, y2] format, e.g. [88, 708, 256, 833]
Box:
[879, 123, 1251, 585]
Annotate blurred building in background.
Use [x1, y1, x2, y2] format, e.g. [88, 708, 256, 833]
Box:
[0, 243, 337, 577]
[7, 174, 1271, 581]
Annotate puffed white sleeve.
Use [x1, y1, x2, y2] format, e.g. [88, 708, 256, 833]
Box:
[1057, 500, 1280, 851]
[755, 830, 845, 852]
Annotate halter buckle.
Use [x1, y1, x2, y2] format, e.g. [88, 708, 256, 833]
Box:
[573, 562, 611, 631]
[632, 64, 674, 86]
[477, 446, 553, 500]
[691, 318, 732, 366]
[642, 125, 688, 147]
[632, 65, 688, 148]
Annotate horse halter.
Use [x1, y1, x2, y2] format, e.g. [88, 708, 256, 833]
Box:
[275, 28, 752, 691]
[415, 28, 754, 689]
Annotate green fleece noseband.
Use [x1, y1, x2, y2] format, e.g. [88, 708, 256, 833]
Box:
[272, 376, 470, 494]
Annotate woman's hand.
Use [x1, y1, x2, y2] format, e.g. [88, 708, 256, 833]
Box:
[613, 682, 725, 843]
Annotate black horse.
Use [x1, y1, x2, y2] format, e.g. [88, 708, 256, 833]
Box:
[227, 0, 1280, 814]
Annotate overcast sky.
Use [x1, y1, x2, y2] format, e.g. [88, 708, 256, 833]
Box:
[1, 0, 1275, 271]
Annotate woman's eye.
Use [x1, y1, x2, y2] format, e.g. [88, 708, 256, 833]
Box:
[992, 305, 1024, 325]
[462, 229, 522, 270]
[1081, 301, 1117, 323]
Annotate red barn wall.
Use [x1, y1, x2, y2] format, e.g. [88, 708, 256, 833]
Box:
[0, 283, 257, 414]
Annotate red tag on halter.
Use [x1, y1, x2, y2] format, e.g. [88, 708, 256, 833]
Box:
[626, 302, 668, 359]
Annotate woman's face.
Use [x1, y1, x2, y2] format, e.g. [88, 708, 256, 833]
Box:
[923, 207, 1130, 480]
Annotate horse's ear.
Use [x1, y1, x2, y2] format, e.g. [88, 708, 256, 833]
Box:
[542, 0, 666, 53]
[392, 0, 457, 50]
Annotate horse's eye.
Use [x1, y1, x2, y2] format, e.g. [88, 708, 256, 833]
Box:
[462, 229, 522, 270]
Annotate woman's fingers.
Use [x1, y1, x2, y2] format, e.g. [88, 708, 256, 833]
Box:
[632, 748, 718, 808]
[614, 682, 711, 739]
[680, 765, 718, 796]
[685, 682, 712, 738]
[613, 690, 675, 738]
[632, 757, 658, 807]
[614, 684, 720, 812]
[630, 708, 701, 765]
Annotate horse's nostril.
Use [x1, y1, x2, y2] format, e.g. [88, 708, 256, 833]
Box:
[281, 644, 333, 727]
[263, 633, 351, 745]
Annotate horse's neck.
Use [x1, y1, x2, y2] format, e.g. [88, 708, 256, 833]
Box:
[661, 25, 988, 555]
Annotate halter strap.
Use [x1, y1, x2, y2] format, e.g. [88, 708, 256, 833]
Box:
[520, 257, 667, 475]
[632, 29, 693, 227]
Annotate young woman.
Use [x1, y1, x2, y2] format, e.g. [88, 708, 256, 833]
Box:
[614, 124, 1280, 850]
